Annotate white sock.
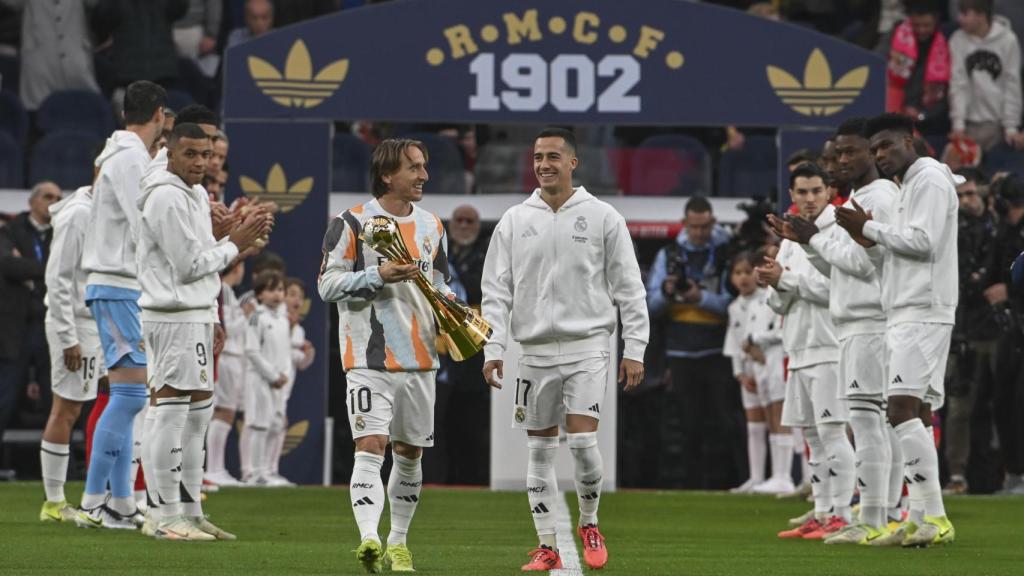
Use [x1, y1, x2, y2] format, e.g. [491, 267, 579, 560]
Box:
[568, 432, 603, 527]
[239, 422, 252, 480]
[819, 422, 855, 522]
[206, 418, 231, 476]
[351, 451, 385, 542]
[887, 422, 905, 520]
[746, 422, 768, 483]
[267, 424, 284, 476]
[804, 427, 831, 520]
[153, 397, 190, 519]
[183, 399, 213, 517]
[248, 426, 268, 478]
[895, 419, 946, 518]
[769, 433, 794, 481]
[848, 401, 890, 528]
[130, 403, 146, 499]
[527, 435, 560, 547]
[40, 440, 70, 503]
[387, 452, 423, 546]
[141, 406, 160, 520]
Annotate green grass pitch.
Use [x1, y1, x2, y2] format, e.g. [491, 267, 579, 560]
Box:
[1, 482, 1022, 575]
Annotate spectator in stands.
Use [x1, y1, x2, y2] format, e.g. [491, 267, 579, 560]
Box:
[950, 0, 1023, 151]
[92, 0, 188, 91]
[444, 205, 489, 484]
[984, 174, 1024, 494]
[0, 181, 60, 446]
[944, 167, 998, 495]
[227, 0, 274, 48]
[173, 0, 220, 59]
[4, 0, 102, 111]
[646, 197, 742, 489]
[885, 0, 951, 136]
[271, 0, 337, 28]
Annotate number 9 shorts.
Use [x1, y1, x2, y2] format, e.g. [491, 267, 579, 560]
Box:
[143, 322, 215, 394]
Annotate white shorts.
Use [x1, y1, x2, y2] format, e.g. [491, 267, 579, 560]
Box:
[886, 322, 951, 409]
[46, 318, 106, 402]
[214, 352, 245, 412]
[781, 362, 848, 428]
[143, 322, 214, 393]
[513, 354, 609, 430]
[346, 369, 436, 447]
[751, 349, 786, 405]
[243, 368, 283, 430]
[839, 333, 887, 400]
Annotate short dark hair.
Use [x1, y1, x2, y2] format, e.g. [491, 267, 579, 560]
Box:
[168, 122, 209, 148]
[865, 113, 916, 139]
[535, 127, 577, 153]
[370, 139, 428, 198]
[684, 195, 712, 215]
[955, 166, 986, 184]
[123, 81, 166, 126]
[905, 0, 941, 16]
[789, 162, 827, 189]
[285, 276, 305, 292]
[251, 250, 286, 276]
[836, 117, 869, 138]
[730, 250, 755, 272]
[786, 148, 818, 167]
[913, 136, 934, 157]
[176, 104, 219, 128]
[254, 269, 285, 297]
[959, 0, 993, 18]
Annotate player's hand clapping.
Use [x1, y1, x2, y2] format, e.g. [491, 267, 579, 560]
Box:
[211, 201, 239, 240]
[229, 206, 273, 251]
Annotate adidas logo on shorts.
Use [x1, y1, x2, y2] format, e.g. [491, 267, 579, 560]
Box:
[849, 380, 860, 389]
[820, 409, 832, 418]
[891, 374, 904, 384]
[588, 403, 600, 413]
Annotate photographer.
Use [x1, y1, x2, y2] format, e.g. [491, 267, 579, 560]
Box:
[944, 167, 998, 495]
[983, 173, 1024, 495]
[646, 196, 741, 489]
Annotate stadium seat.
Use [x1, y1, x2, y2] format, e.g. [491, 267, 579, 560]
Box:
[0, 89, 29, 142]
[165, 89, 195, 113]
[331, 132, 371, 191]
[30, 130, 101, 189]
[718, 135, 778, 198]
[0, 130, 24, 187]
[405, 132, 467, 195]
[0, 55, 17, 96]
[574, 145, 620, 195]
[36, 90, 115, 139]
[627, 134, 711, 196]
[475, 143, 528, 194]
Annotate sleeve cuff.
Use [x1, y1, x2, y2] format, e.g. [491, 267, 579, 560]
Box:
[365, 266, 385, 290]
[862, 220, 881, 243]
[808, 233, 827, 254]
[483, 343, 505, 363]
[776, 269, 796, 292]
[623, 339, 646, 363]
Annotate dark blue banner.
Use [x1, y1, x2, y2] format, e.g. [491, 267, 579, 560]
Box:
[223, 0, 884, 127]
[224, 121, 331, 484]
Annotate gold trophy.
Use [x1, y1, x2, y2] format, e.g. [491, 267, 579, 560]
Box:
[360, 215, 492, 361]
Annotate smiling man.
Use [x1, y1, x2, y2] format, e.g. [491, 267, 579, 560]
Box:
[481, 127, 649, 571]
[318, 138, 454, 573]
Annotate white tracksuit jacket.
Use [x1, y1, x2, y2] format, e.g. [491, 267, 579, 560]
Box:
[767, 205, 839, 370]
[862, 157, 960, 326]
[803, 178, 898, 340]
[82, 131, 152, 290]
[481, 187, 649, 363]
[136, 168, 238, 323]
[44, 187, 94, 349]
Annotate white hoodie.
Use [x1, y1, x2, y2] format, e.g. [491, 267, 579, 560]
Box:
[44, 187, 94, 349]
[246, 302, 291, 386]
[803, 178, 898, 340]
[862, 157, 960, 326]
[82, 131, 152, 290]
[481, 187, 649, 363]
[950, 15, 1023, 134]
[221, 283, 247, 357]
[767, 205, 839, 370]
[136, 167, 239, 323]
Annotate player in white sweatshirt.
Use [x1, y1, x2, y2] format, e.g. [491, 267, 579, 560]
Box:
[137, 122, 269, 540]
[758, 163, 853, 541]
[76, 81, 166, 529]
[774, 118, 903, 545]
[723, 251, 788, 495]
[481, 128, 649, 572]
[836, 113, 959, 547]
[39, 185, 107, 523]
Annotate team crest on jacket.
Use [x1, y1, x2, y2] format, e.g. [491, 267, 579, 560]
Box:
[422, 236, 433, 257]
[575, 216, 588, 233]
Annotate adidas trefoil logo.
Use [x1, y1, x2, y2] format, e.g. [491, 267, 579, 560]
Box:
[766, 48, 869, 117]
[240, 164, 314, 214]
[248, 40, 349, 108]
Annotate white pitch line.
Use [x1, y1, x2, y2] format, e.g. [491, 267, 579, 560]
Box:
[551, 491, 583, 576]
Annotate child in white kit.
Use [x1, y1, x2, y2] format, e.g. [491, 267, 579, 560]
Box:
[724, 249, 791, 494]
